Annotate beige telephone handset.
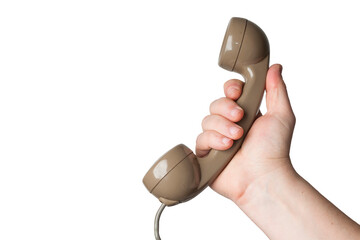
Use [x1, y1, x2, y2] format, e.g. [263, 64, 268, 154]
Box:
[143, 17, 269, 239]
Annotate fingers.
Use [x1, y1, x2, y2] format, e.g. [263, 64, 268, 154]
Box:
[209, 97, 244, 122]
[196, 114, 244, 157]
[202, 115, 243, 140]
[196, 107, 244, 157]
[224, 79, 244, 100]
[196, 78, 245, 157]
[196, 130, 233, 157]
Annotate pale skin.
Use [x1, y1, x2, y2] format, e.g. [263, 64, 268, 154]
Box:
[196, 64, 360, 240]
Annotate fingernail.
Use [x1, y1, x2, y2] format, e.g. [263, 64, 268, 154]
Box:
[222, 137, 231, 145]
[229, 126, 241, 136]
[279, 64, 283, 74]
[231, 106, 242, 117]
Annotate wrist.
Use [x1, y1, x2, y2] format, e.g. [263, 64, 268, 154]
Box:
[232, 160, 360, 240]
[233, 160, 298, 208]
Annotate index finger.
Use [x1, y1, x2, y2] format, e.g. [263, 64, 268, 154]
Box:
[224, 79, 244, 100]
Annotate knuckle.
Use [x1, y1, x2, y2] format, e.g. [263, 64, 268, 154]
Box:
[201, 115, 211, 129]
[209, 98, 223, 112]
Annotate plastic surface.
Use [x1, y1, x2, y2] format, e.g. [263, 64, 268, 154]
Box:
[143, 17, 270, 206]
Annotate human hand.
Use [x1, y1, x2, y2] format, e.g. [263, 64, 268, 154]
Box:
[196, 64, 296, 204]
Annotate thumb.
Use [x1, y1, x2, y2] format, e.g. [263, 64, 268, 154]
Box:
[265, 64, 294, 119]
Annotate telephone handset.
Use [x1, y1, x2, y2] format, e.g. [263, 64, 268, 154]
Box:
[143, 17, 269, 239]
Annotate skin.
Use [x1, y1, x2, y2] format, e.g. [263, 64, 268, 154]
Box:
[196, 64, 360, 239]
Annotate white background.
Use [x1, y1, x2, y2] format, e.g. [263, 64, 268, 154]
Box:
[1, 0, 359, 239]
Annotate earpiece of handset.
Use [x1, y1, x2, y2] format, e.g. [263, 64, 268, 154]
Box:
[143, 17, 269, 206]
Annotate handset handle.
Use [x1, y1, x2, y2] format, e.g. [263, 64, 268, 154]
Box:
[197, 56, 269, 188]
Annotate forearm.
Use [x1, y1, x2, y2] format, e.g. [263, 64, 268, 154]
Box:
[235, 163, 360, 240]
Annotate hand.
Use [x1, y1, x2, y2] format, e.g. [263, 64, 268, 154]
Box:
[196, 64, 296, 204]
[196, 64, 360, 239]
